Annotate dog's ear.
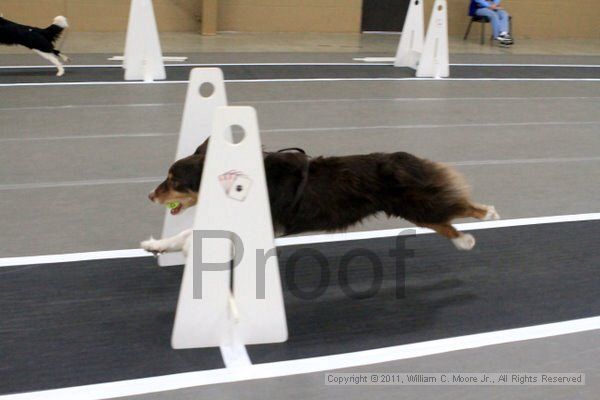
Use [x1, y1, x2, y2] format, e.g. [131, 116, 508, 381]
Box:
[194, 139, 209, 155]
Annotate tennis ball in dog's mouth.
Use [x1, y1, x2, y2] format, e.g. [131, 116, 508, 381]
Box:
[167, 201, 181, 210]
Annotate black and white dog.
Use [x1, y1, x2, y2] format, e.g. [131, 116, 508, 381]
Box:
[0, 15, 69, 76]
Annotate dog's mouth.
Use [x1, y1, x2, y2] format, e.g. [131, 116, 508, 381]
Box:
[169, 202, 183, 215]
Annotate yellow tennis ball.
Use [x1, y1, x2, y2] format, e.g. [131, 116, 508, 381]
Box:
[167, 201, 181, 210]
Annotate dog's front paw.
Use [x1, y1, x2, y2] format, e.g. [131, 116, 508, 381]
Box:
[141, 237, 165, 256]
[452, 233, 476, 251]
[56, 68, 65, 77]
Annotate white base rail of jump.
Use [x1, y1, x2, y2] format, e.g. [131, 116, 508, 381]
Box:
[123, 0, 166, 81]
[394, 0, 449, 78]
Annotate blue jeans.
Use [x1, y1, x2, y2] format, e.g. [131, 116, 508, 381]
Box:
[475, 8, 510, 38]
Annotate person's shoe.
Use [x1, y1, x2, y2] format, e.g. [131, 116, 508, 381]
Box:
[497, 33, 514, 45]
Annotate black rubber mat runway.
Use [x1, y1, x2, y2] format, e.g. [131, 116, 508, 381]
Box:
[1, 220, 599, 394]
[0, 64, 599, 84]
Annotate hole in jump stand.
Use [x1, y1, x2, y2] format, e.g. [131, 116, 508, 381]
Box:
[225, 125, 246, 145]
[199, 82, 215, 98]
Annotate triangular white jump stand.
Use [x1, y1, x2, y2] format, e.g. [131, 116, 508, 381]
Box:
[123, 0, 166, 82]
[394, 0, 449, 78]
[394, 0, 424, 69]
[158, 68, 228, 267]
[416, 0, 449, 78]
[171, 106, 288, 354]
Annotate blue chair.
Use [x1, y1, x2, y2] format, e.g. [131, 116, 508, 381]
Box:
[463, 15, 492, 45]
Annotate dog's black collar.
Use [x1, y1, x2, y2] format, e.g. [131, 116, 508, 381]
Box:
[276, 147, 306, 155]
[276, 148, 310, 211]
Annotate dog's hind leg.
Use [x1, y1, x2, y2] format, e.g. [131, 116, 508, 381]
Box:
[420, 223, 476, 251]
[462, 203, 500, 221]
[33, 49, 65, 76]
[56, 51, 70, 63]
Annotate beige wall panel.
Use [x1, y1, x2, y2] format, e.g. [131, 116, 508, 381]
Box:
[217, 0, 362, 33]
[64, 0, 129, 31]
[153, 0, 202, 32]
[1, 0, 66, 27]
[1, 0, 598, 38]
[1, 0, 200, 32]
[64, 0, 201, 31]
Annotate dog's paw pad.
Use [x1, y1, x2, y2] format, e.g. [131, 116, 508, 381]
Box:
[484, 205, 500, 221]
[452, 233, 476, 250]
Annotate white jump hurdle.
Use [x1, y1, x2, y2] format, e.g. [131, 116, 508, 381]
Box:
[159, 68, 228, 267]
[394, 0, 424, 70]
[394, 0, 449, 78]
[172, 106, 288, 354]
[123, 0, 166, 81]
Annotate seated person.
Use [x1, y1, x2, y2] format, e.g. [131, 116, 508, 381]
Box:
[469, 0, 513, 45]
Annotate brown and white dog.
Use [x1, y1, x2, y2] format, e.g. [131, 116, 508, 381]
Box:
[141, 142, 499, 255]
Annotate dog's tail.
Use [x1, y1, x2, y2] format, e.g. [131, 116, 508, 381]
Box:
[43, 16, 68, 43]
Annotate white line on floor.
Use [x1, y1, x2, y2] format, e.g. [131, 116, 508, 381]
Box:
[2, 155, 599, 191]
[450, 156, 600, 166]
[2, 96, 597, 113]
[0, 157, 600, 191]
[354, 58, 600, 68]
[1, 213, 599, 267]
[1, 77, 599, 88]
[1, 62, 599, 69]
[230, 78, 600, 83]
[452, 63, 600, 68]
[0, 132, 177, 142]
[242, 95, 600, 104]
[1, 316, 598, 400]
[0, 103, 181, 112]
[261, 121, 600, 133]
[0, 63, 394, 69]
[0, 177, 162, 191]
[2, 120, 598, 143]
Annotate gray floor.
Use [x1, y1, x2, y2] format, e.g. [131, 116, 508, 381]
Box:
[1, 75, 599, 256]
[2, 221, 597, 395]
[0, 52, 598, 400]
[119, 330, 600, 400]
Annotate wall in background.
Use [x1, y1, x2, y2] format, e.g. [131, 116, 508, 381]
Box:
[216, 0, 362, 33]
[0, 0, 202, 31]
[1, 0, 598, 38]
[441, 0, 600, 39]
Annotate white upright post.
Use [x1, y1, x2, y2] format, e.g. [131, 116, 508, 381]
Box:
[416, 0, 449, 78]
[158, 68, 228, 267]
[394, 0, 424, 69]
[171, 106, 288, 351]
[123, 0, 166, 81]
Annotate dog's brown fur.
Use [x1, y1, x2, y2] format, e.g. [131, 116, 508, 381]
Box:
[149, 142, 497, 247]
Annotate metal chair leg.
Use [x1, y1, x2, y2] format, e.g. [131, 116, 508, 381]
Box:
[464, 20, 473, 40]
[480, 21, 485, 45]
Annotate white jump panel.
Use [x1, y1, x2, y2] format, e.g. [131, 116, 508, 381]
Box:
[394, 0, 424, 69]
[416, 0, 449, 78]
[159, 68, 228, 267]
[171, 106, 288, 349]
[123, 0, 166, 81]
